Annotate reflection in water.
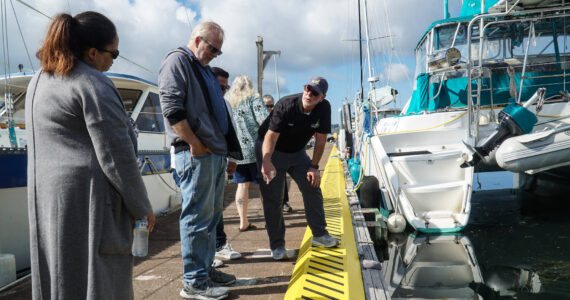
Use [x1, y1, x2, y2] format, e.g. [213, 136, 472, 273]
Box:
[383, 234, 484, 299]
[379, 188, 570, 299]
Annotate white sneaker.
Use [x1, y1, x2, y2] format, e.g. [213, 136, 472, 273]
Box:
[272, 247, 289, 260]
[211, 259, 224, 268]
[215, 243, 242, 260]
[312, 234, 339, 248]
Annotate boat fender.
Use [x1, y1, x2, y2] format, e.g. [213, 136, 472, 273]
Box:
[359, 176, 379, 208]
[349, 158, 361, 185]
[387, 213, 406, 233]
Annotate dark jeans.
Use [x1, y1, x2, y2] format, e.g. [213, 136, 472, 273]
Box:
[255, 140, 328, 250]
[172, 169, 226, 251]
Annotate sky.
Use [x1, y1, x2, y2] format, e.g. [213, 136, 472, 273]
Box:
[1, 0, 463, 124]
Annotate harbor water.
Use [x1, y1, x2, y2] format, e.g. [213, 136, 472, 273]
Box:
[380, 171, 570, 299]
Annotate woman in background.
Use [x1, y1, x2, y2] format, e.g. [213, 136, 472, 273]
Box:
[226, 75, 269, 231]
[26, 11, 154, 299]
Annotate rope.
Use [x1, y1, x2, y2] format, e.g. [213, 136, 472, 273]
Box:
[14, 0, 49, 19]
[10, 0, 34, 71]
[144, 157, 179, 193]
[352, 135, 370, 192]
[14, 0, 155, 74]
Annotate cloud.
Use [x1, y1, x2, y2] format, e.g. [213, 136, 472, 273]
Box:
[382, 63, 412, 83]
[2, 0, 463, 120]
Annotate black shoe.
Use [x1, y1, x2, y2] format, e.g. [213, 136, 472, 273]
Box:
[209, 268, 236, 286]
[180, 281, 228, 299]
[282, 203, 292, 213]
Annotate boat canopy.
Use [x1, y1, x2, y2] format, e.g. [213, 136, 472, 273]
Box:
[406, 14, 570, 115]
[459, 0, 502, 18]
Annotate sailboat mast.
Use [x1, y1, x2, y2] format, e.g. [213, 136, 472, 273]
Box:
[357, 0, 363, 101]
[362, 0, 375, 92]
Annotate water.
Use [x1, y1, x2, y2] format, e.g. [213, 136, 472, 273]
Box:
[379, 182, 570, 299]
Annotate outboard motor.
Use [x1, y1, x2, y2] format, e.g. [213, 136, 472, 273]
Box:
[461, 88, 544, 168]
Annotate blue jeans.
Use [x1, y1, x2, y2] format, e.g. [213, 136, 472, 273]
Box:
[172, 169, 226, 251]
[175, 151, 226, 287]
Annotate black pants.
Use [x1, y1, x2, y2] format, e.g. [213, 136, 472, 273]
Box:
[255, 140, 328, 250]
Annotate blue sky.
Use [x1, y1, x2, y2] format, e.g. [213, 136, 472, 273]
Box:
[1, 0, 463, 124]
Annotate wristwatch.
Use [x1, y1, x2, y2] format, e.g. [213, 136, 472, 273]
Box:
[311, 164, 319, 170]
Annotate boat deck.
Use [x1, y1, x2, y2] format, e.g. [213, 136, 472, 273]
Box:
[0, 143, 388, 299]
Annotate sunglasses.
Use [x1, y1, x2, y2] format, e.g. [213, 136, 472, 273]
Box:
[99, 48, 120, 59]
[265, 104, 274, 108]
[304, 85, 320, 97]
[200, 37, 223, 55]
[221, 85, 230, 91]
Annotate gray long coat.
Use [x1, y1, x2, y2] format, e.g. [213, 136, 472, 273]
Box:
[25, 61, 152, 300]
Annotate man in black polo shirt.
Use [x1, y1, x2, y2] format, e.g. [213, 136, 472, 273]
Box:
[256, 76, 339, 260]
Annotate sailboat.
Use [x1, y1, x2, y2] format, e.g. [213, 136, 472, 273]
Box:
[344, 0, 570, 233]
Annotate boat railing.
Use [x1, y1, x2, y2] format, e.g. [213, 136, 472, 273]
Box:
[465, 4, 570, 141]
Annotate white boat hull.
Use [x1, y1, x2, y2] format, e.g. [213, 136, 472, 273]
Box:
[360, 110, 476, 233]
[0, 187, 29, 273]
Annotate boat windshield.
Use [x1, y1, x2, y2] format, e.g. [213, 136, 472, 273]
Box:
[415, 18, 570, 77]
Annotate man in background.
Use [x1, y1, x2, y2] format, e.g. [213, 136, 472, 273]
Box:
[262, 94, 292, 213]
[212, 67, 242, 261]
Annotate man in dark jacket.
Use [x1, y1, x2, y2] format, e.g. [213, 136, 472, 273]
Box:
[159, 21, 241, 300]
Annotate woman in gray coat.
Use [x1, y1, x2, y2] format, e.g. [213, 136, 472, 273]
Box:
[25, 11, 155, 299]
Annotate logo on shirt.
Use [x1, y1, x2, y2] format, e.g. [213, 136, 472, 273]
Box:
[311, 120, 320, 129]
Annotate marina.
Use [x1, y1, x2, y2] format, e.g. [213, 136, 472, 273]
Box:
[2, 144, 570, 299]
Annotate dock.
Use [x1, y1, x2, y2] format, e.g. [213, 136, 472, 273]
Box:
[0, 143, 388, 299]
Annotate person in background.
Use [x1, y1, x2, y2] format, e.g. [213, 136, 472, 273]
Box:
[159, 21, 242, 300]
[210, 67, 242, 260]
[262, 94, 292, 213]
[26, 11, 155, 299]
[227, 76, 269, 231]
[256, 76, 339, 261]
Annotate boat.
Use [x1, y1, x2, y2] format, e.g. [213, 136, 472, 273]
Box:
[495, 119, 570, 174]
[344, 0, 570, 233]
[0, 72, 180, 279]
[382, 233, 484, 299]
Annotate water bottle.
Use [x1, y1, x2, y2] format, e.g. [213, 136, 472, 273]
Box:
[132, 217, 149, 257]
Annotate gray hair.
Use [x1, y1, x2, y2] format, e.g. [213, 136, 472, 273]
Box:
[190, 21, 224, 42]
[262, 94, 274, 104]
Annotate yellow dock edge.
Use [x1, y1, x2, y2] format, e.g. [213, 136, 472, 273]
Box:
[285, 145, 365, 300]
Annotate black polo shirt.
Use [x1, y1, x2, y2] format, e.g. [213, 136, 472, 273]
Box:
[258, 93, 331, 153]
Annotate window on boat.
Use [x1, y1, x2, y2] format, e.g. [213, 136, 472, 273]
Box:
[0, 91, 26, 128]
[117, 88, 143, 114]
[415, 35, 428, 77]
[432, 23, 493, 64]
[135, 92, 165, 133]
[508, 20, 570, 72]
